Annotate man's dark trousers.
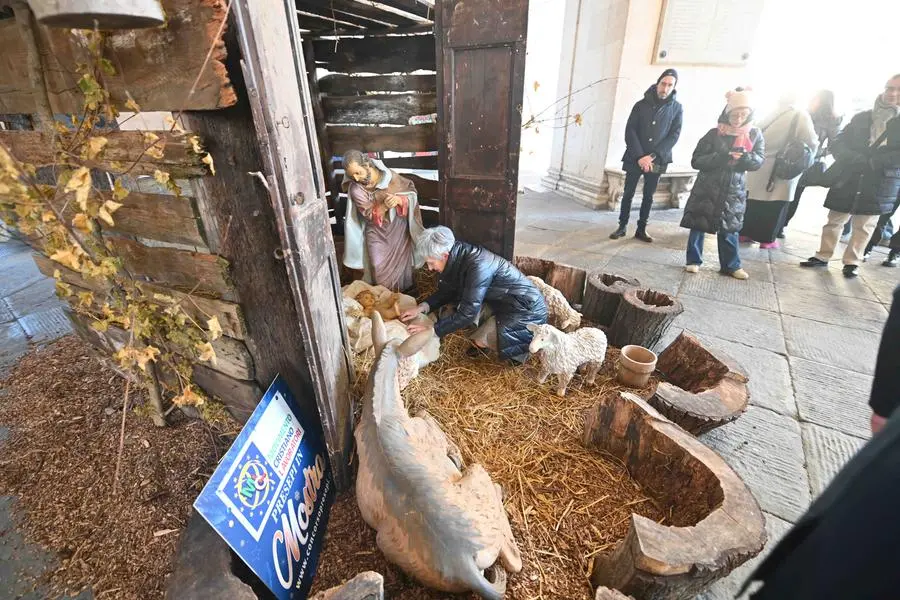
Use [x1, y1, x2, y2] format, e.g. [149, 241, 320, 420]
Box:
[617, 168, 661, 228]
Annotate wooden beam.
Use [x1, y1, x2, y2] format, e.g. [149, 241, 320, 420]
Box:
[192, 364, 262, 423]
[309, 23, 434, 39]
[318, 74, 436, 95]
[0, 130, 208, 178]
[296, 9, 365, 31]
[404, 173, 438, 199]
[323, 93, 436, 125]
[312, 34, 435, 74]
[367, 0, 434, 21]
[105, 236, 235, 301]
[0, 0, 235, 114]
[328, 124, 437, 154]
[297, 0, 413, 27]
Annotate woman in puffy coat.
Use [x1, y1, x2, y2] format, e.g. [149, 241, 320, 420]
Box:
[681, 88, 765, 280]
[401, 226, 548, 365]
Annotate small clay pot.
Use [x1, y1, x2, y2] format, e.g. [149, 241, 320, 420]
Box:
[617, 345, 658, 388]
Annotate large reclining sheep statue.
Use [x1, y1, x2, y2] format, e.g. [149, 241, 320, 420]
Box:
[355, 312, 522, 599]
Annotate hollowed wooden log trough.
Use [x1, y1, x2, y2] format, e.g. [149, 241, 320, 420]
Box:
[584, 392, 766, 600]
[651, 332, 751, 435]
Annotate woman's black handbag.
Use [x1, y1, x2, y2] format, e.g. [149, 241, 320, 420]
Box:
[767, 114, 815, 191]
[801, 158, 831, 187]
[808, 128, 890, 188]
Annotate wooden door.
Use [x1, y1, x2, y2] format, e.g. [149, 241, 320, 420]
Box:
[435, 0, 530, 259]
[233, 0, 353, 489]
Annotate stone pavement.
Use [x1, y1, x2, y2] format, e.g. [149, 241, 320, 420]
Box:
[0, 230, 84, 600]
[516, 186, 896, 599]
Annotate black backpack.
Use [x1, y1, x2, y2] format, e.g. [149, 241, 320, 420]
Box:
[767, 112, 815, 191]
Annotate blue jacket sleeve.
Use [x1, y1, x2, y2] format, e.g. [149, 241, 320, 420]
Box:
[432, 262, 494, 337]
[624, 103, 646, 159]
[424, 278, 456, 313]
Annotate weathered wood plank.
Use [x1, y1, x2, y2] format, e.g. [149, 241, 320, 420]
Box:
[312, 34, 435, 74]
[328, 124, 437, 155]
[332, 154, 438, 171]
[404, 173, 438, 199]
[33, 252, 246, 340]
[105, 236, 234, 301]
[0, 131, 208, 178]
[192, 364, 262, 423]
[319, 74, 436, 95]
[0, 0, 234, 114]
[323, 93, 436, 125]
[298, 0, 414, 27]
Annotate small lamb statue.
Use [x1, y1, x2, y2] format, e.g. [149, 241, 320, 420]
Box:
[356, 312, 522, 599]
[527, 323, 607, 396]
[527, 276, 582, 332]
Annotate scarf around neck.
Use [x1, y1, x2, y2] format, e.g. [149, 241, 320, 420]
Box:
[871, 95, 900, 145]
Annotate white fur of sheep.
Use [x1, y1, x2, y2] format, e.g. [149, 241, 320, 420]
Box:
[526, 323, 607, 396]
[527, 276, 582, 332]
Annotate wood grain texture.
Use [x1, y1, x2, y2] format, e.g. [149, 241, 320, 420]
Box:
[0, 0, 235, 114]
[582, 272, 642, 327]
[323, 93, 437, 125]
[0, 130, 208, 177]
[192, 364, 262, 423]
[312, 34, 435, 74]
[318, 74, 436, 95]
[328, 124, 437, 155]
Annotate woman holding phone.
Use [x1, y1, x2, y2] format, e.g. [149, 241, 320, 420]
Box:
[680, 88, 765, 279]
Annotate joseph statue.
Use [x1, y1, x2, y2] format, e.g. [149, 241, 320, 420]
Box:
[342, 150, 425, 293]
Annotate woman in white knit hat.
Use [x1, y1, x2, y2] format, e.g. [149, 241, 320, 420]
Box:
[680, 87, 765, 279]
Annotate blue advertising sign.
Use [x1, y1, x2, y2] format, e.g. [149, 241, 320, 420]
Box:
[194, 375, 333, 599]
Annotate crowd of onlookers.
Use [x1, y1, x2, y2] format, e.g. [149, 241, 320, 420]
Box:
[610, 70, 900, 280]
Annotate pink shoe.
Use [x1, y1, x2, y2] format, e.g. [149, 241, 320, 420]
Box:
[739, 235, 753, 243]
[758, 241, 779, 249]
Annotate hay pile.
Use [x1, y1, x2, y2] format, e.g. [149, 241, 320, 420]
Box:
[312, 327, 666, 599]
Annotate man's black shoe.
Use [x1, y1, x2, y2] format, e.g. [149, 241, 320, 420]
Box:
[634, 229, 653, 243]
[843, 264, 859, 278]
[609, 226, 627, 240]
[799, 257, 828, 268]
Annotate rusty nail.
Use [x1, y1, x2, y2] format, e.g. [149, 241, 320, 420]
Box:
[273, 248, 285, 260]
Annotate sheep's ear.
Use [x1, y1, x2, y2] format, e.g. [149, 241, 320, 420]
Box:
[526, 324, 538, 333]
[560, 318, 571, 330]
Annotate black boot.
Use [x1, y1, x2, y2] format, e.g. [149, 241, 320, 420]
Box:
[634, 224, 653, 243]
[609, 225, 627, 240]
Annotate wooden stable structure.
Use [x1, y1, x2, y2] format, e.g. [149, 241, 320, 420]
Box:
[0, 0, 531, 490]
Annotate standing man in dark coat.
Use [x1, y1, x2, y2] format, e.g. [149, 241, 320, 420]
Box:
[739, 285, 900, 600]
[401, 226, 548, 365]
[800, 74, 900, 278]
[610, 69, 683, 243]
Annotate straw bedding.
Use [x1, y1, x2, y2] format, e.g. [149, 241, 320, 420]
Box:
[311, 285, 668, 599]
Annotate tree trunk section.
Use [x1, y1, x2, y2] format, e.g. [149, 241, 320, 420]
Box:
[608, 288, 683, 349]
[582, 272, 641, 327]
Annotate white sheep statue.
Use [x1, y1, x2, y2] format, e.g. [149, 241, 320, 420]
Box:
[527, 276, 582, 332]
[355, 312, 522, 599]
[526, 323, 607, 397]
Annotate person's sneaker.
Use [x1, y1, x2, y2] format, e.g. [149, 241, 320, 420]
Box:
[862, 252, 871, 263]
[800, 257, 828, 268]
[634, 229, 653, 243]
[729, 268, 750, 280]
[609, 225, 627, 240]
[759, 241, 779, 249]
[776, 230, 786, 239]
[843, 264, 859, 278]
[684, 264, 700, 273]
[883, 251, 898, 267]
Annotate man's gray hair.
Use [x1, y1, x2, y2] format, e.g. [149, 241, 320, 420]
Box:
[416, 226, 455, 259]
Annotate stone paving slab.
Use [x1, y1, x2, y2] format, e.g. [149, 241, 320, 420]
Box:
[674, 295, 786, 354]
[790, 356, 873, 439]
[859, 270, 899, 306]
[679, 271, 778, 311]
[0, 321, 29, 378]
[699, 511, 793, 600]
[777, 284, 888, 333]
[600, 255, 685, 295]
[18, 307, 72, 345]
[771, 262, 881, 302]
[4, 278, 64, 320]
[0, 252, 44, 298]
[0, 300, 14, 325]
[514, 225, 570, 246]
[611, 243, 688, 267]
[692, 333, 796, 417]
[801, 423, 866, 499]
[782, 316, 880, 375]
[538, 247, 611, 272]
[700, 406, 811, 522]
[513, 242, 553, 259]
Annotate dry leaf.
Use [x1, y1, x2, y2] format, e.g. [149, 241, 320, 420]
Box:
[98, 205, 114, 226]
[103, 200, 123, 215]
[574, 113, 583, 126]
[135, 346, 160, 371]
[85, 136, 108, 160]
[72, 212, 93, 233]
[41, 210, 55, 223]
[64, 166, 92, 211]
[50, 248, 81, 270]
[165, 115, 186, 134]
[206, 316, 223, 341]
[77, 291, 94, 307]
[112, 179, 130, 201]
[202, 153, 215, 175]
[55, 281, 73, 297]
[188, 135, 203, 154]
[125, 93, 141, 113]
[153, 170, 170, 185]
[172, 385, 205, 407]
[196, 341, 217, 366]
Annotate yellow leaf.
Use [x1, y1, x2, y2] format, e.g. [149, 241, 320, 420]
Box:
[91, 319, 109, 332]
[189, 135, 203, 154]
[72, 212, 94, 233]
[152, 292, 176, 304]
[196, 341, 217, 366]
[202, 153, 215, 175]
[85, 136, 108, 160]
[206, 316, 223, 341]
[50, 248, 80, 270]
[533, 80, 541, 92]
[172, 385, 205, 407]
[77, 291, 94, 307]
[98, 205, 114, 226]
[136, 346, 160, 371]
[103, 200, 123, 215]
[55, 281, 72, 297]
[125, 93, 141, 113]
[112, 179, 130, 201]
[64, 166, 92, 211]
[165, 115, 186, 134]
[41, 210, 55, 223]
[146, 145, 165, 160]
[142, 131, 159, 145]
[574, 113, 583, 126]
[52, 269, 61, 280]
[153, 170, 170, 185]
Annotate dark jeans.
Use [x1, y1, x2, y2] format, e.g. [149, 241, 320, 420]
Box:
[686, 229, 741, 273]
[618, 169, 662, 228]
[865, 196, 900, 255]
[786, 184, 851, 236]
